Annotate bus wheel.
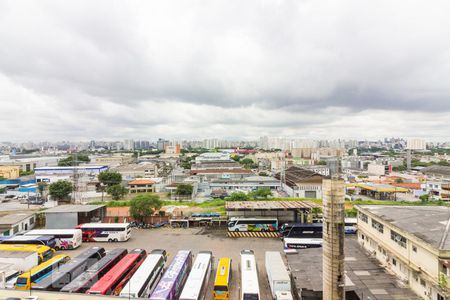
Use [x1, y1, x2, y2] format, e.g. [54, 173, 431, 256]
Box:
[108, 239, 113, 242]
[54, 246, 59, 251]
[234, 229, 239, 232]
[113, 238, 118, 242]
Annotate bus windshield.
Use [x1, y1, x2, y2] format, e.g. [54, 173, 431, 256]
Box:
[243, 293, 259, 300]
[214, 285, 228, 291]
[16, 278, 28, 285]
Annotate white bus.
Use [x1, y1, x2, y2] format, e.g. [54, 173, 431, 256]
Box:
[228, 218, 278, 232]
[76, 223, 131, 242]
[120, 249, 167, 298]
[240, 250, 260, 300]
[24, 229, 82, 250]
[344, 218, 357, 234]
[179, 251, 213, 300]
[265, 252, 292, 300]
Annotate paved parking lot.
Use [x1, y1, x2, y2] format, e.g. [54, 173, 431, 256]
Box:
[61, 227, 284, 300]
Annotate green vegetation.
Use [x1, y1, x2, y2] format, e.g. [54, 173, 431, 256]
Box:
[175, 183, 193, 196]
[0, 187, 6, 194]
[239, 158, 258, 169]
[48, 180, 73, 201]
[180, 155, 197, 169]
[19, 170, 34, 176]
[317, 160, 327, 165]
[345, 207, 358, 217]
[98, 171, 122, 187]
[129, 194, 163, 222]
[58, 153, 91, 166]
[37, 182, 47, 196]
[107, 184, 128, 200]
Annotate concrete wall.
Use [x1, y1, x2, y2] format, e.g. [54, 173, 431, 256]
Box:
[46, 212, 78, 229]
[0, 214, 36, 236]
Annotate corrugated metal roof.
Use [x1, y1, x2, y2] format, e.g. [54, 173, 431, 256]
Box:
[0, 213, 34, 225]
[44, 204, 105, 213]
[225, 201, 320, 211]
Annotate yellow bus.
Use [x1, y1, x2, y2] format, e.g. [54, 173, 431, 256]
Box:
[0, 244, 55, 263]
[214, 257, 232, 300]
[15, 254, 70, 290]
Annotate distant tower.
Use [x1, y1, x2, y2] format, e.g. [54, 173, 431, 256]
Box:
[322, 178, 345, 300]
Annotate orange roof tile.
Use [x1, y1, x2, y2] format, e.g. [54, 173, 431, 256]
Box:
[128, 179, 156, 185]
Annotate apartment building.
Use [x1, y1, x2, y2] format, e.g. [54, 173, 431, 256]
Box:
[356, 205, 450, 300]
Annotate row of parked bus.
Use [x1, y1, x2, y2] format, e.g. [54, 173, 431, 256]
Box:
[227, 217, 357, 249]
[0, 223, 132, 252]
[12, 246, 292, 300]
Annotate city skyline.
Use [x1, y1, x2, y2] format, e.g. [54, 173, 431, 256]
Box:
[1, 1, 450, 141]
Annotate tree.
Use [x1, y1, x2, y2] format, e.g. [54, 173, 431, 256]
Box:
[0, 187, 6, 194]
[394, 178, 404, 184]
[106, 184, 128, 200]
[317, 160, 327, 166]
[176, 184, 193, 196]
[420, 194, 429, 203]
[48, 180, 73, 201]
[58, 153, 91, 166]
[98, 171, 122, 187]
[129, 194, 162, 222]
[250, 188, 272, 199]
[228, 191, 250, 201]
[37, 182, 47, 197]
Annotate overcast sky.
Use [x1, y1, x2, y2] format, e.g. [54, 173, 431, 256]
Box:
[0, 0, 449, 142]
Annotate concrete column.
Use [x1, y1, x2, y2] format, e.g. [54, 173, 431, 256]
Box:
[322, 179, 345, 300]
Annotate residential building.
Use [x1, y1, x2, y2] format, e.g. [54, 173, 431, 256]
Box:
[112, 163, 159, 180]
[128, 179, 156, 193]
[0, 166, 20, 179]
[367, 163, 392, 176]
[0, 213, 36, 236]
[356, 205, 450, 300]
[165, 144, 181, 154]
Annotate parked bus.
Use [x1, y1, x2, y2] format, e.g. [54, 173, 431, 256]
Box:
[265, 252, 293, 300]
[32, 247, 105, 291]
[227, 218, 278, 232]
[0, 244, 54, 264]
[179, 251, 213, 300]
[240, 250, 260, 300]
[60, 248, 128, 293]
[0, 235, 57, 249]
[15, 254, 70, 290]
[283, 224, 323, 249]
[87, 248, 146, 295]
[344, 218, 357, 234]
[213, 257, 232, 300]
[24, 229, 82, 250]
[119, 249, 167, 298]
[149, 250, 193, 300]
[76, 223, 131, 242]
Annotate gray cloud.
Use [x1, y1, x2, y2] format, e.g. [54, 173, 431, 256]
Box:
[0, 0, 449, 141]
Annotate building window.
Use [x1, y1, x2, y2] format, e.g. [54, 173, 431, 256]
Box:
[359, 212, 368, 223]
[30, 217, 35, 225]
[13, 225, 19, 234]
[420, 278, 426, 287]
[412, 245, 417, 252]
[392, 258, 397, 266]
[390, 230, 407, 248]
[372, 219, 384, 233]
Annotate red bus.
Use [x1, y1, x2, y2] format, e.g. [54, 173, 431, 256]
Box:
[86, 248, 147, 295]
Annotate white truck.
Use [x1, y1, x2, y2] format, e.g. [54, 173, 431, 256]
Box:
[0, 250, 39, 272]
[265, 251, 294, 300]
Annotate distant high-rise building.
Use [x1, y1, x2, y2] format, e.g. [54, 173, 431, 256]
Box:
[157, 138, 170, 151]
[124, 139, 135, 151]
[407, 138, 426, 150]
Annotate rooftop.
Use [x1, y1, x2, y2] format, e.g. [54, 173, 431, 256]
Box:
[275, 166, 323, 188]
[0, 213, 34, 225]
[44, 204, 105, 214]
[128, 179, 156, 185]
[348, 183, 409, 193]
[421, 165, 450, 176]
[190, 169, 253, 175]
[288, 237, 420, 299]
[358, 205, 450, 250]
[225, 201, 320, 211]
